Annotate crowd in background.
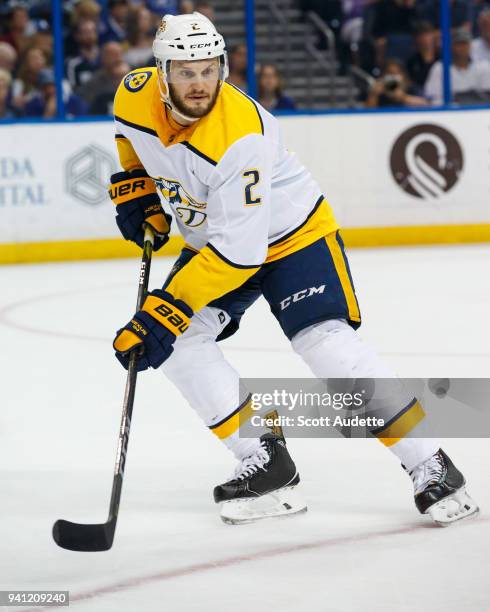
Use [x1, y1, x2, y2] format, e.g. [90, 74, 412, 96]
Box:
[299, 0, 490, 107]
[0, 0, 215, 118]
[0, 0, 296, 119]
[3, 0, 490, 119]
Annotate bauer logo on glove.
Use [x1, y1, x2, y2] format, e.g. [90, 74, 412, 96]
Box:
[113, 289, 193, 371]
[109, 176, 152, 203]
[144, 294, 190, 334]
[109, 169, 172, 251]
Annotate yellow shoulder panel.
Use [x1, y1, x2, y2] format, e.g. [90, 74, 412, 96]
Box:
[115, 135, 144, 171]
[113, 67, 158, 133]
[187, 83, 264, 165]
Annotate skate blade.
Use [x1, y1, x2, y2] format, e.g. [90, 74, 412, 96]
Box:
[428, 487, 480, 527]
[220, 485, 307, 525]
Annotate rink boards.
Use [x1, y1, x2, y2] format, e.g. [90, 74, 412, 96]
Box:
[1, 109, 490, 263]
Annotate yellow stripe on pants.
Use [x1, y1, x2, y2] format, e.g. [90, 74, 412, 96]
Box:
[324, 232, 361, 323]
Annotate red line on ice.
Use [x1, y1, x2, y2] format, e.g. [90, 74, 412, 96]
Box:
[24, 515, 486, 610]
[1, 291, 489, 358]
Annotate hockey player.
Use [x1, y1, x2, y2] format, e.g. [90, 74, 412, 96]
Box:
[110, 12, 478, 525]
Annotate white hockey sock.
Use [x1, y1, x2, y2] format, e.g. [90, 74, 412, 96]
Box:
[291, 319, 441, 469]
[161, 306, 265, 460]
[388, 437, 440, 471]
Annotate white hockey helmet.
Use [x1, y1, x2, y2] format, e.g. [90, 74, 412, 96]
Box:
[153, 12, 229, 122]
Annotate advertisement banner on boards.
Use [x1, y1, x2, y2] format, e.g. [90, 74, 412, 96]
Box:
[280, 109, 490, 228]
[0, 110, 489, 246]
[0, 122, 119, 243]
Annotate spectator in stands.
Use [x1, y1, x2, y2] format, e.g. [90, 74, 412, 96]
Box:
[30, 25, 54, 63]
[78, 41, 124, 108]
[124, 6, 155, 69]
[146, 0, 178, 31]
[90, 60, 130, 115]
[356, 1, 378, 73]
[340, 0, 365, 66]
[24, 67, 87, 118]
[418, 0, 471, 32]
[366, 57, 428, 107]
[195, 2, 215, 21]
[11, 46, 48, 112]
[179, 0, 196, 14]
[472, 0, 490, 34]
[227, 44, 248, 92]
[0, 42, 17, 74]
[425, 29, 490, 105]
[257, 64, 296, 111]
[297, 0, 343, 49]
[66, 20, 100, 90]
[146, 0, 179, 17]
[100, 0, 130, 45]
[0, 68, 17, 119]
[64, 0, 101, 59]
[406, 21, 438, 93]
[70, 0, 102, 24]
[471, 8, 490, 63]
[369, 0, 420, 69]
[0, 5, 31, 53]
[147, 0, 195, 15]
[30, 32, 52, 59]
[29, 0, 54, 22]
[452, 0, 471, 29]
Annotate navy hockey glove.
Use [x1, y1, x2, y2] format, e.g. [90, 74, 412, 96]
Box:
[109, 169, 171, 251]
[113, 289, 193, 371]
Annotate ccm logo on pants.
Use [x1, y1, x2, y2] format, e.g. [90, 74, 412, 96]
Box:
[280, 285, 325, 311]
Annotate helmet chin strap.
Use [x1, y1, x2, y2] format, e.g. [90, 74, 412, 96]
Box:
[165, 99, 201, 124]
[164, 83, 225, 125]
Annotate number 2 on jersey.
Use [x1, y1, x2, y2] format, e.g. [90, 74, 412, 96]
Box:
[242, 169, 262, 206]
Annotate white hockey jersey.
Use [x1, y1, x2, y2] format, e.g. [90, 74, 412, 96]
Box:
[113, 68, 338, 312]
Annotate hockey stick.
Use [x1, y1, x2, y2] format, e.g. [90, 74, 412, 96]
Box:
[52, 226, 155, 551]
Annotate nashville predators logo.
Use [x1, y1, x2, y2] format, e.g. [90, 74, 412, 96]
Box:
[154, 177, 207, 227]
[124, 71, 152, 92]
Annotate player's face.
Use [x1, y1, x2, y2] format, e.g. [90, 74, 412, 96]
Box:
[168, 58, 220, 119]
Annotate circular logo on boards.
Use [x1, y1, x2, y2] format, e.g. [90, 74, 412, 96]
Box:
[389, 124, 463, 199]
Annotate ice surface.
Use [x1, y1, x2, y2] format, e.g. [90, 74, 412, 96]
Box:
[1, 245, 489, 611]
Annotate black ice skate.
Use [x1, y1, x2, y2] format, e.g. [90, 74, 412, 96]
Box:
[406, 449, 479, 526]
[214, 433, 307, 524]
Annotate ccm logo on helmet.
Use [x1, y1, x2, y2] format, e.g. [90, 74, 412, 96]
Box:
[190, 43, 212, 48]
[280, 285, 326, 311]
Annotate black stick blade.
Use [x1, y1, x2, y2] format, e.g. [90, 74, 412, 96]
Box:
[52, 517, 116, 552]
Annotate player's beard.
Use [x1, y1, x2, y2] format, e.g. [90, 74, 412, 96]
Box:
[168, 82, 220, 119]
